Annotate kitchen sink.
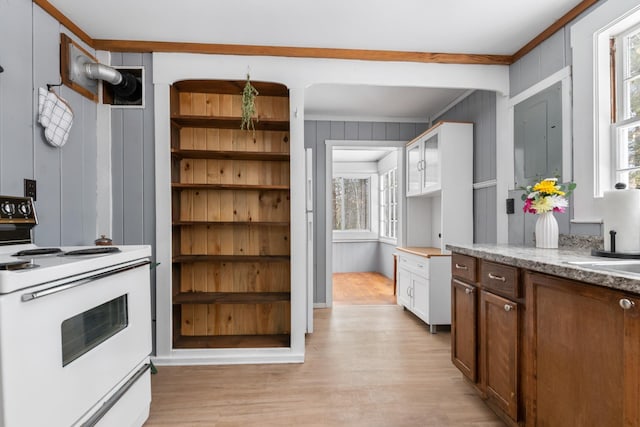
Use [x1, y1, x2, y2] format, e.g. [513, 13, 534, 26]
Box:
[566, 260, 640, 276]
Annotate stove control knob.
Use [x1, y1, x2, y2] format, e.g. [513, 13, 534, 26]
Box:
[1, 202, 15, 216]
[17, 202, 31, 216]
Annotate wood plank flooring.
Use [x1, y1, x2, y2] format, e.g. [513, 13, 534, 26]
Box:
[333, 272, 396, 305]
[145, 305, 504, 426]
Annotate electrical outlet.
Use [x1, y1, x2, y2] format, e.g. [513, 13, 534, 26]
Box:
[24, 179, 36, 201]
[506, 198, 514, 214]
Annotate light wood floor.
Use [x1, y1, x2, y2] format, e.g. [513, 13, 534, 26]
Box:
[333, 272, 396, 305]
[145, 306, 504, 426]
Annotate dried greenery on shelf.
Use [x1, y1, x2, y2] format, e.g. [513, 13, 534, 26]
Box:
[240, 74, 259, 132]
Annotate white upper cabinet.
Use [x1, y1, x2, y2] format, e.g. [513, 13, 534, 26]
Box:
[405, 121, 472, 197]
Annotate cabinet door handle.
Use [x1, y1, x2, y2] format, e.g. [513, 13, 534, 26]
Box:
[488, 273, 506, 282]
[504, 304, 513, 312]
[464, 287, 474, 295]
[455, 263, 468, 270]
[620, 298, 635, 310]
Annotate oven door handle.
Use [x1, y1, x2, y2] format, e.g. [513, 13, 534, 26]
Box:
[21, 260, 151, 302]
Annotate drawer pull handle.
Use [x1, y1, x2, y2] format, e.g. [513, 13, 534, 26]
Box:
[620, 298, 635, 310]
[464, 288, 474, 295]
[455, 263, 468, 270]
[504, 304, 513, 312]
[417, 264, 424, 268]
[488, 273, 506, 282]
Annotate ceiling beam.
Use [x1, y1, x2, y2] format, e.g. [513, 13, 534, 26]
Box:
[92, 40, 513, 65]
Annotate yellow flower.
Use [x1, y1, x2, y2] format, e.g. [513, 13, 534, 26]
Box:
[533, 179, 563, 195]
[531, 197, 554, 213]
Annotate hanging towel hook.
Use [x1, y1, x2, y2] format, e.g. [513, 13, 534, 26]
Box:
[46, 81, 63, 91]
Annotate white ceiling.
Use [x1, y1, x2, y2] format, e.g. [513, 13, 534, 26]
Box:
[333, 147, 397, 163]
[48, 0, 585, 122]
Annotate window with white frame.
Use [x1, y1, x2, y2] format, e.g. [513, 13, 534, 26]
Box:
[613, 23, 640, 188]
[379, 167, 398, 241]
[332, 175, 371, 231]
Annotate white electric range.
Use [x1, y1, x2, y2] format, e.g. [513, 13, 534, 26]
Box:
[0, 195, 153, 427]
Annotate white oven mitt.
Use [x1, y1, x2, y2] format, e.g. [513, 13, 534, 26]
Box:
[38, 87, 74, 147]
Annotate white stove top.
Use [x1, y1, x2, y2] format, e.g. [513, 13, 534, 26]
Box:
[0, 244, 151, 295]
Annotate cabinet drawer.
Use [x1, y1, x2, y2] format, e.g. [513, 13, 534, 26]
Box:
[398, 254, 429, 275]
[480, 261, 520, 299]
[452, 253, 477, 282]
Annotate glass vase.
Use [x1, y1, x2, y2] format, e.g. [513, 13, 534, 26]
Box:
[535, 211, 558, 249]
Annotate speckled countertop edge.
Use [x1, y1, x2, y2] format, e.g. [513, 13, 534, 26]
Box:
[446, 243, 640, 295]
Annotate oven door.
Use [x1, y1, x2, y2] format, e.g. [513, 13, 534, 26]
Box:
[0, 259, 151, 427]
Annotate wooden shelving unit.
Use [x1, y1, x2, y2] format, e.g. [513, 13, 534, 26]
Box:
[170, 79, 291, 350]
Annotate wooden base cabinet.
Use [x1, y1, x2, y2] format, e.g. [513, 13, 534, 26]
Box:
[524, 272, 640, 427]
[451, 254, 522, 426]
[480, 290, 519, 422]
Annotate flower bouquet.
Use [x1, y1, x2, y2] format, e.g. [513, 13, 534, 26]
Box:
[521, 178, 576, 214]
[521, 178, 576, 248]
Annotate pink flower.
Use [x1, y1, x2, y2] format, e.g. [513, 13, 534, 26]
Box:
[523, 198, 537, 214]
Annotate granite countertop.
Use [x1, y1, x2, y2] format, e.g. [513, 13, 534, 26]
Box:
[396, 247, 450, 258]
[446, 243, 640, 295]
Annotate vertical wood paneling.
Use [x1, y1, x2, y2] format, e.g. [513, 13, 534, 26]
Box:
[330, 122, 345, 139]
[385, 123, 400, 140]
[357, 122, 373, 140]
[0, 0, 33, 195]
[111, 109, 125, 243]
[60, 88, 91, 245]
[345, 122, 359, 140]
[372, 122, 386, 140]
[31, 6, 62, 245]
[82, 96, 98, 243]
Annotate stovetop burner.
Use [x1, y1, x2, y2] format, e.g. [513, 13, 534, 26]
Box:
[62, 247, 121, 256]
[12, 248, 62, 257]
[0, 260, 38, 271]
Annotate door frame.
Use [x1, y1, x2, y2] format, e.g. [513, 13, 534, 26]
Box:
[324, 139, 407, 307]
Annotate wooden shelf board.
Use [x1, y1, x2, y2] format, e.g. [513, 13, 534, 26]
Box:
[172, 221, 290, 227]
[173, 255, 290, 263]
[171, 183, 290, 191]
[171, 149, 290, 161]
[171, 115, 289, 131]
[173, 292, 290, 304]
[173, 334, 290, 349]
[173, 80, 289, 97]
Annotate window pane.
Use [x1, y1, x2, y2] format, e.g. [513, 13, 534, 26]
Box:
[343, 178, 369, 230]
[621, 125, 640, 169]
[332, 178, 343, 230]
[627, 77, 640, 118]
[629, 31, 640, 77]
[630, 169, 640, 189]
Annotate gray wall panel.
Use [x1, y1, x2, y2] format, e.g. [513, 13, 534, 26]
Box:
[330, 121, 345, 139]
[378, 242, 396, 280]
[386, 123, 400, 140]
[31, 7, 62, 245]
[474, 186, 497, 244]
[111, 110, 125, 243]
[0, 0, 33, 195]
[358, 122, 373, 140]
[372, 122, 386, 140]
[540, 30, 566, 79]
[122, 110, 145, 243]
[345, 122, 359, 140]
[0, 5, 98, 247]
[332, 242, 378, 273]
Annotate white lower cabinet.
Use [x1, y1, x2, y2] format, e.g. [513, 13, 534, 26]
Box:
[396, 249, 451, 333]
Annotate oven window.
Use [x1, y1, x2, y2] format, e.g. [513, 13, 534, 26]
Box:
[61, 295, 128, 366]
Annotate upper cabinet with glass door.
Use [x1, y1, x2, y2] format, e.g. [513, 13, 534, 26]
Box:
[405, 121, 473, 197]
